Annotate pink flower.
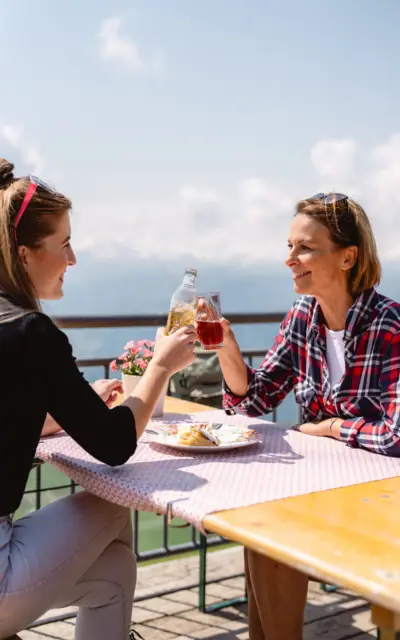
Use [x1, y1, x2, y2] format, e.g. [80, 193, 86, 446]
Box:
[115, 339, 155, 373]
[129, 345, 141, 356]
[136, 339, 154, 348]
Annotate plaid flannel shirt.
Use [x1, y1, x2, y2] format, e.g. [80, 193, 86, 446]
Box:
[223, 288, 400, 456]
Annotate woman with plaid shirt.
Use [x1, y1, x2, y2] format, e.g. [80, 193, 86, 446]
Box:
[219, 193, 399, 640]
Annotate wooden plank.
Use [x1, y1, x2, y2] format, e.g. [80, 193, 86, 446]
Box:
[164, 397, 212, 414]
[203, 477, 400, 614]
[112, 394, 212, 414]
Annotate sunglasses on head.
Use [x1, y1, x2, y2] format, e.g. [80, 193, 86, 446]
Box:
[309, 192, 349, 205]
[309, 192, 359, 245]
[14, 175, 55, 242]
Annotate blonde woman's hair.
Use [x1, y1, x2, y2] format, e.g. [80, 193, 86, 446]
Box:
[0, 158, 71, 311]
[295, 195, 381, 295]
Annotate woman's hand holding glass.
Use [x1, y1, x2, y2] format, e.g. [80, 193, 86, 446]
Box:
[153, 325, 197, 374]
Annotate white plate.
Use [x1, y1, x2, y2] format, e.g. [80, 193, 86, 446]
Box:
[150, 422, 261, 453]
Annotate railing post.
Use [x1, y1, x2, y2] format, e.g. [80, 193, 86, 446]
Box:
[198, 533, 207, 612]
[35, 464, 42, 510]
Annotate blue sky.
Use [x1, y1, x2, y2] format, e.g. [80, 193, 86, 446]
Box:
[1, 0, 400, 265]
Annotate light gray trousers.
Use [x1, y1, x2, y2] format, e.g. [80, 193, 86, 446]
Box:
[0, 491, 136, 640]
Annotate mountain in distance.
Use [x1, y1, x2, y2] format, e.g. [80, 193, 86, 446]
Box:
[47, 252, 295, 316]
[44, 252, 400, 362]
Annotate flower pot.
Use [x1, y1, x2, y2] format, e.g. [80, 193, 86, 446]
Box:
[122, 373, 141, 397]
[122, 374, 168, 418]
[152, 382, 168, 418]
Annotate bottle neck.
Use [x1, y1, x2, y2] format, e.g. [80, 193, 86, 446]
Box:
[183, 272, 196, 288]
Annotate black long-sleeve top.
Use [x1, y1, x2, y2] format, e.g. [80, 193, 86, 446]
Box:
[0, 309, 137, 516]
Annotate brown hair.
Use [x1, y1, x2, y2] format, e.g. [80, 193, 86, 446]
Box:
[0, 158, 71, 311]
[295, 195, 381, 296]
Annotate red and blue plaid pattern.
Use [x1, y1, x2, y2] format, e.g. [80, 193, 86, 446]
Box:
[223, 288, 400, 456]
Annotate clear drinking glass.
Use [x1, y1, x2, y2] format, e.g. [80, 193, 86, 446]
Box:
[195, 292, 224, 351]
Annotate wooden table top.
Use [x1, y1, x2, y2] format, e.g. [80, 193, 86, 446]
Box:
[112, 393, 211, 414]
[204, 475, 400, 614]
[164, 396, 211, 414]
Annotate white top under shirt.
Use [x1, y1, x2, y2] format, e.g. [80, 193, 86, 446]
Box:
[325, 328, 346, 388]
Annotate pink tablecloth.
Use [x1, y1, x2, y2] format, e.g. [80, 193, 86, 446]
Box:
[36, 411, 400, 532]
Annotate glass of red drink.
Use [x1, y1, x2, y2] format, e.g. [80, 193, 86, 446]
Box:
[196, 292, 224, 351]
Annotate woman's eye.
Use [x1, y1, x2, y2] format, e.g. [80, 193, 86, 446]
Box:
[300, 244, 310, 251]
[64, 242, 70, 249]
[287, 243, 293, 250]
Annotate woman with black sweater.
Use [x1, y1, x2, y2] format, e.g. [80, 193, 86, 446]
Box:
[0, 157, 196, 639]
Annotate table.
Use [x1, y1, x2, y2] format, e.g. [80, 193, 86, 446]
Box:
[204, 473, 400, 639]
[149, 399, 400, 637]
[39, 396, 400, 638]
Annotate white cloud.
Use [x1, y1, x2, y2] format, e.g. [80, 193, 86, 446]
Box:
[3, 132, 394, 265]
[1, 124, 23, 147]
[310, 135, 400, 260]
[72, 178, 295, 264]
[362, 135, 400, 256]
[368, 135, 400, 209]
[371, 134, 400, 165]
[311, 138, 357, 177]
[238, 178, 292, 223]
[0, 124, 45, 175]
[98, 17, 153, 72]
[179, 186, 222, 206]
[310, 137, 361, 201]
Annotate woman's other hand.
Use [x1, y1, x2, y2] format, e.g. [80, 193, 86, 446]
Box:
[92, 379, 123, 407]
[40, 414, 63, 437]
[40, 379, 123, 437]
[294, 417, 343, 439]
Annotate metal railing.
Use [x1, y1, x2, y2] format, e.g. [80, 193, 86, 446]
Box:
[56, 311, 286, 330]
[74, 349, 268, 382]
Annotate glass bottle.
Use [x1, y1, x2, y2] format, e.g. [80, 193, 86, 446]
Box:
[166, 268, 198, 335]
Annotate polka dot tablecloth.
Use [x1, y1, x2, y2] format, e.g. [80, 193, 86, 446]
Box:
[36, 411, 400, 532]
